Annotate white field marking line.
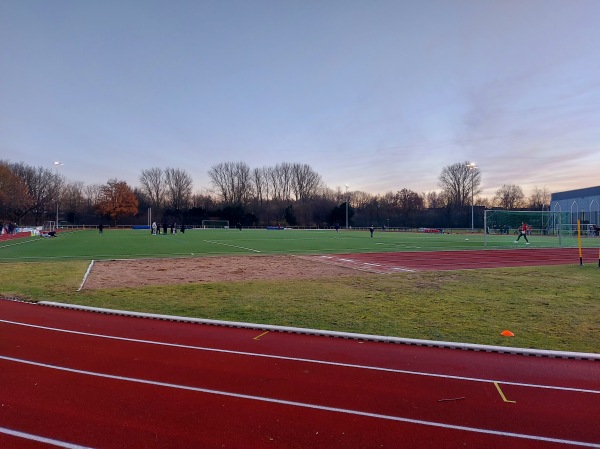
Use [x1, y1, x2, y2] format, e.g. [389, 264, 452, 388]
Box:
[316, 255, 416, 273]
[0, 237, 48, 250]
[1, 355, 599, 448]
[299, 255, 398, 274]
[374, 243, 422, 249]
[0, 230, 83, 250]
[77, 260, 95, 292]
[0, 426, 94, 449]
[1, 319, 597, 396]
[203, 240, 261, 252]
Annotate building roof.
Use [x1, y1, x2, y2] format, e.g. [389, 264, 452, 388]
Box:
[551, 186, 600, 201]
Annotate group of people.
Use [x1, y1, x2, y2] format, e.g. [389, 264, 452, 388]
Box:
[0, 222, 17, 235]
[151, 222, 185, 235]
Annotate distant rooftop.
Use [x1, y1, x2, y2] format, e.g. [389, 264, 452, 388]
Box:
[551, 186, 600, 201]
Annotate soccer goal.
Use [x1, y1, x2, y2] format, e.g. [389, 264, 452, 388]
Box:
[483, 210, 576, 247]
[201, 219, 230, 229]
[42, 221, 56, 231]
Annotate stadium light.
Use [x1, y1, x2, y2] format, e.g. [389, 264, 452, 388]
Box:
[466, 162, 477, 231]
[53, 161, 63, 229]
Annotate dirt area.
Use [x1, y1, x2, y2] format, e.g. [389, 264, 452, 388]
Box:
[81, 255, 374, 289]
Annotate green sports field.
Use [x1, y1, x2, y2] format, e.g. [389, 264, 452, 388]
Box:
[0, 227, 596, 262]
[1, 228, 599, 353]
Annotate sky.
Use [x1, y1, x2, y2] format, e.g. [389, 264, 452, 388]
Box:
[1, 0, 599, 199]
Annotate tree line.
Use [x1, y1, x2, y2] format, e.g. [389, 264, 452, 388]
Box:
[0, 159, 551, 229]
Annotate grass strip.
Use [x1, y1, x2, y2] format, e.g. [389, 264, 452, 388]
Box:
[2, 261, 598, 353]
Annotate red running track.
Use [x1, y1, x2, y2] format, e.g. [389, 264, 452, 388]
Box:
[1, 299, 599, 448]
[311, 247, 600, 272]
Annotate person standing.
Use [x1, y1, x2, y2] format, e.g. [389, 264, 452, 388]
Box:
[515, 222, 530, 244]
[369, 224, 374, 238]
[98, 223, 104, 234]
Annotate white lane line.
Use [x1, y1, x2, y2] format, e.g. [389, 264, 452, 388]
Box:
[1, 319, 598, 395]
[2, 355, 598, 448]
[203, 240, 261, 252]
[0, 237, 46, 249]
[0, 426, 94, 449]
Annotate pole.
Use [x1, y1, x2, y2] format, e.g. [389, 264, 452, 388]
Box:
[466, 162, 476, 232]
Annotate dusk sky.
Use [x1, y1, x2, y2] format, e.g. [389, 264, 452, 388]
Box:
[1, 0, 599, 198]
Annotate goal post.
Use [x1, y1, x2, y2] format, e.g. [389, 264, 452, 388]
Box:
[42, 221, 56, 231]
[201, 219, 230, 229]
[483, 210, 577, 247]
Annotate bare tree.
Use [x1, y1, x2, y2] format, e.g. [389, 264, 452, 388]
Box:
[438, 161, 481, 208]
[62, 181, 86, 223]
[494, 184, 525, 209]
[139, 167, 166, 212]
[191, 191, 218, 210]
[252, 166, 270, 204]
[291, 163, 322, 202]
[208, 162, 253, 206]
[425, 191, 442, 209]
[350, 191, 373, 209]
[0, 161, 32, 222]
[10, 162, 61, 224]
[164, 168, 193, 211]
[528, 186, 551, 210]
[268, 163, 293, 203]
[397, 188, 424, 218]
[83, 184, 102, 209]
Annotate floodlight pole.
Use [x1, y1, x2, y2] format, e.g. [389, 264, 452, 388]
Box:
[53, 161, 63, 229]
[345, 184, 349, 229]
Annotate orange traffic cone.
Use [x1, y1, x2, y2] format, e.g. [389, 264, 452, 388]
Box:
[501, 330, 515, 337]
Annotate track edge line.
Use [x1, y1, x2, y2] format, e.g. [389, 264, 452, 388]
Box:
[36, 300, 600, 361]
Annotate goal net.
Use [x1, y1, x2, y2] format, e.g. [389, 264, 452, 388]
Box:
[483, 210, 581, 247]
[201, 220, 230, 229]
[42, 221, 56, 231]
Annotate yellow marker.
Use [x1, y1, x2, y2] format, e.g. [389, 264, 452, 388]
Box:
[253, 331, 269, 341]
[494, 382, 516, 403]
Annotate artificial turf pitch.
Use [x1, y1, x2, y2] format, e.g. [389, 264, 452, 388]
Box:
[0, 227, 594, 262]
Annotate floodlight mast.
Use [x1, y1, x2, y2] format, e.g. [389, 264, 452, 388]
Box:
[466, 162, 477, 231]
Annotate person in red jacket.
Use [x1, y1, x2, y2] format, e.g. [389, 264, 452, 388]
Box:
[515, 222, 530, 244]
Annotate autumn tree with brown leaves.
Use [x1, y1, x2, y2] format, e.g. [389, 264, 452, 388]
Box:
[95, 179, 139, 225]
